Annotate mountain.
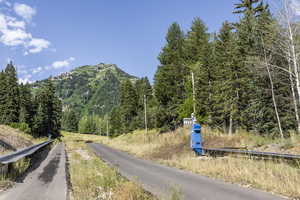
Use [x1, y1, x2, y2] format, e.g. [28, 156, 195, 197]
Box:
[32, 63, 138, 116]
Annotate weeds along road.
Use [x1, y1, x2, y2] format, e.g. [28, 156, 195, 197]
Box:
[89, 143, 286, 200]
[0, 143, 67, 200]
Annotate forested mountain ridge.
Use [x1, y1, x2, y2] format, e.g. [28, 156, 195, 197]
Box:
[32, 63, 138, 116]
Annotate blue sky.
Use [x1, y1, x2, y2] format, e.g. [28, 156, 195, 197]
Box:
[0, 0, 243, 83]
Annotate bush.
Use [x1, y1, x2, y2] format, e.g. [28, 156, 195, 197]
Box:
[9, 122, 31, 134]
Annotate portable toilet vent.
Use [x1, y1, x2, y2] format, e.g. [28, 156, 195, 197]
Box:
[190, 123, 204, 156]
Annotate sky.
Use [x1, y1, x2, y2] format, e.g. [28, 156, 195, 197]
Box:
[0, 0, 273, 83]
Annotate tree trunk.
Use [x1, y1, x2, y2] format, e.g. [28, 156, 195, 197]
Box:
[229, 110, 233, 136]
[285, 1, 300, 117]
[288, 51, 300, 133]
[266, 62, 284, 139]
[262, 37, 284, 139]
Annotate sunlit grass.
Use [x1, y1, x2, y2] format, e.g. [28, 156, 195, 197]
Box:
[62, 132, 157, 200]
[93, 127, 300, 199]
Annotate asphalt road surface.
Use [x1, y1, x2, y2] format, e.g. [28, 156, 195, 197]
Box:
[0, 143, 67, 200]
[89, 143, 286, 200]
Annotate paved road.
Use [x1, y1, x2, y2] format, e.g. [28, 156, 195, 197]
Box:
[0, 143, 67, 200]
[89, 143, 286, 200]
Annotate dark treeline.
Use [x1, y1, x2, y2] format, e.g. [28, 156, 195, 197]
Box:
[0, 62, 62, 138]
[105, 0, 300, 137]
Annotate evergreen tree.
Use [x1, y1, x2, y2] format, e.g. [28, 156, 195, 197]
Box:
[134, 77, 154, 129]
[109, 107, 122, 136]
[3, 62, 20, 124]
[32, 79, 62, 137]
[119, 80, 138, 132]
[185, 17, 210, 65]
[233, 0, 274, 132]
[0, 71, 7, 124]
[19, 83, 33, 128]
[183, 18, 214, 123]
[154, 22, 188, 130]
[213, 21, 240, 134]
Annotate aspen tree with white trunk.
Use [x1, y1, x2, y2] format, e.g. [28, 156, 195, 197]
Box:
[269, 0, 300, 133]
[261, 37, 284, 138]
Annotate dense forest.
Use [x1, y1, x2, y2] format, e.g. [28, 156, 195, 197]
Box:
[0, 62, 62, 138]
[100, 0, 300, 138]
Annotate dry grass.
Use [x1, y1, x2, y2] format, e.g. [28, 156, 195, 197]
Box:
[62, 132, 157, 200]
[0, 125, 46, 155]
[160, 153, 300, 198]
[0, 125, 47, 191]
[94, 127, 300, 199]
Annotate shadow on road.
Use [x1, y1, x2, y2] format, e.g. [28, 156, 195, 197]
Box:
[15, 145, 52, 183]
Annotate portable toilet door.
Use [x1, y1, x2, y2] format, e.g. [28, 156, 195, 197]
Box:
[190, 123, 203, 156]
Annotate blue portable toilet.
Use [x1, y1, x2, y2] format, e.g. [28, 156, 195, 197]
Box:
[190, 123, 204, 156]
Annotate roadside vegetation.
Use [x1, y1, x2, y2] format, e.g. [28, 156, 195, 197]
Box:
[96, 127, 300, 199]
[62, 132, 157, 200]
[0, 125, 49, 192]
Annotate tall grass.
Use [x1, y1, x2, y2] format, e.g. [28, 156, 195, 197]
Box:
[96, 127, 300, 199]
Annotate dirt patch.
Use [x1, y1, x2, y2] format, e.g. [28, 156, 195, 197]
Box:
[75, 149, 91, 160]
[145, 142, 190, 160]
[203, 135, 244, 149]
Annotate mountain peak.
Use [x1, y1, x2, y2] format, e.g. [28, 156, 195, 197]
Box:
[33, 63, 139, 116]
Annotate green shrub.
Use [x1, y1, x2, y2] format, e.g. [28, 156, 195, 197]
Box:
[9, 122, 31, 134]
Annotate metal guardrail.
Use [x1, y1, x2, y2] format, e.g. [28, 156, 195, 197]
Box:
[203, 147, 300, 161]
[0, 140, 53, 164]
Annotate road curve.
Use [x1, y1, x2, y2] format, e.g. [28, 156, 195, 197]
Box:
[89, 143, 286, 200]
[0, 143, 67, 200]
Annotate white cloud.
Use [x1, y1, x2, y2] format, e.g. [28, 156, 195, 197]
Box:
[0, 4, 51, 54]
[0, 14, 7, 30]
[52, 57, 75, 69]
[6, 16, 25, 29]
[1, 28, 31, 46]
[291, 0, 300, 16]
[32, 66, 43, 74]
[19, 74, 32, 84]
[14, 3, 36, 22]
[27, 38, 50, 54]
[30, 57, 75, 75]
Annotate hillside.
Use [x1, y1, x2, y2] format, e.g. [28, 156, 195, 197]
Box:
[33, 63, 138, 116]
[0, 125, 43, 155]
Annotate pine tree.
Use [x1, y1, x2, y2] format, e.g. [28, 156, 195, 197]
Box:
[32, 79, 62, 138]
[3, 62, 20, 124]
[213, 21, 240, 134]
[19, 83, 33, 127]
[233, 0, 275, 132]
[185, 17, 210, 65]
[154, 22, 188, 130]
[0, 71, 7, 124]
[183, 18, 214, 123]
[109, 107, 122, 136]
[119, 80, 138, 132]
[134, 77, 154, 129]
